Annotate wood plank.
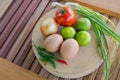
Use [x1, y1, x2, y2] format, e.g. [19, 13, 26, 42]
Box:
[13, 0, 50, 65]
[93, 64, 104, 80]
[13, 34, 32, 65]
[0, 58, 46, 80]
[30, 58, 41, 73]
[58, 78, 71, 80]
[64, 0, 120, 18]
[117, 70, 120, 80]
[4, 0, 41, 62]
[82, 70, 98, 80]
[11, 0, 50, 65]
[47, 74, 59, 80]
[75, 77, 83, 80]
[42, 0, 57, 15]
[0, 0, 13, 18]
[0, 0, 32, 49]
[0, 0, 38, 58]
[22, 49, 36, 69]
[5, 0, 49, 62]
[0, 0, 23, 34]
[4, 0, 50, 77]
[39, 68, 49, 78]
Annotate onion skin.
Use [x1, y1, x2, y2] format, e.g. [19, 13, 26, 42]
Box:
[40, 18, 58, 37]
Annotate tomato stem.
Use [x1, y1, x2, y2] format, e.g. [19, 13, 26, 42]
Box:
[60, 8, 66, 14]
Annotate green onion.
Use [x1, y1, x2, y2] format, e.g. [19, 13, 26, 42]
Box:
[92, 21, 110, 80]
[64, 2, 120, 80]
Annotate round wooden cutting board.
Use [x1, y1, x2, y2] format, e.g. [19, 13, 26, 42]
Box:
[32, 8, 103, 78]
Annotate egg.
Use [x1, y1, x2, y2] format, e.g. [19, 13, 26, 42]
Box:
[60, 39, 79, 60]
[44, 34, 63, 52]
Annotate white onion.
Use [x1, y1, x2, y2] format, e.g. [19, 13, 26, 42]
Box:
[40, 18, 58, 37]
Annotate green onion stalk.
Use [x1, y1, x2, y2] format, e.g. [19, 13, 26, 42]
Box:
[52, 2, 120, 80]
[93, 23, 110, 80]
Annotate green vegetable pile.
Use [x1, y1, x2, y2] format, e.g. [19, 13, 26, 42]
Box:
[52, 2, 120, 80]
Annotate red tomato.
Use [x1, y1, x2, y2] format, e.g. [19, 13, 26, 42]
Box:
[55, 6, 76, 26]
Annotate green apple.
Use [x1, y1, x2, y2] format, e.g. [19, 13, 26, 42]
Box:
[75, 31, 91, 46]
[76, 18, 91, 31]
[61, 27, 76, 39]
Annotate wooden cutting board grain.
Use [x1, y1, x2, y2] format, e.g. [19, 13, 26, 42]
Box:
[64, 0, 120, 18]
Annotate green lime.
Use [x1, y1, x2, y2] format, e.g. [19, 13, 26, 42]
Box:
[61, 27, 76, 39]
[75, 31, 91, 46]
[76, 18, 91, 31]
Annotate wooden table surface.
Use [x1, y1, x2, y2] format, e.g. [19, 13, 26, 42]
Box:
[0, 58, 46, 80]
[0, 0, 120, 80]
